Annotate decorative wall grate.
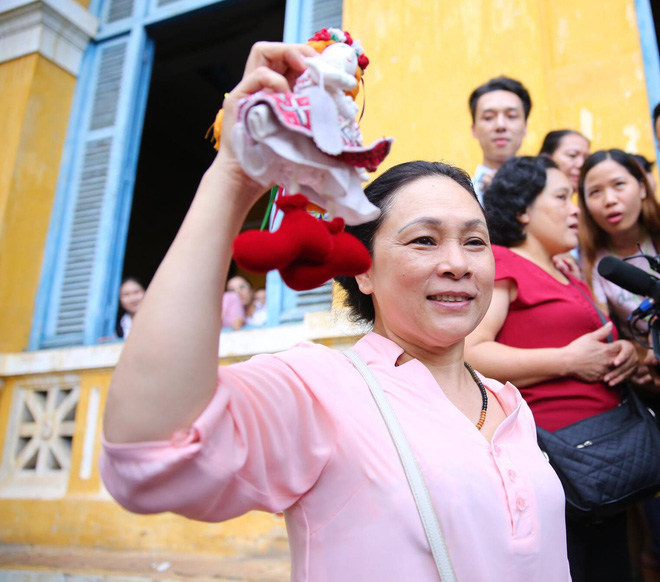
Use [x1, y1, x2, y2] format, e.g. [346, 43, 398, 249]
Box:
[0, 375, 80, 498]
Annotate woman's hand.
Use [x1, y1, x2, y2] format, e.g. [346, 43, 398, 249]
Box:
[552, 252, 581, 280]
[631, 362, 654, 387]
[603, 339, 638, 386]
[214, 42, 317, 201]
[561, 322, 620, 382]
[630, 349, 660, 393]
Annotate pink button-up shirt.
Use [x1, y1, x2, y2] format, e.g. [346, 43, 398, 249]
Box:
[100, 332, 570, 581]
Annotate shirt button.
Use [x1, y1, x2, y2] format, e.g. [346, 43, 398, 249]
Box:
[508, 469, 517, 483]
[516, 497, 527, 511]
[493, 445, 501, 457]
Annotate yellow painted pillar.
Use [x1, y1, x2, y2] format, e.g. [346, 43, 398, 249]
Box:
[0, 0, 97, 352]
[0, 56, 77, 352]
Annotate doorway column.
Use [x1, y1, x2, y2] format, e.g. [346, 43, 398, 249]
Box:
[0, 0, 97, 351]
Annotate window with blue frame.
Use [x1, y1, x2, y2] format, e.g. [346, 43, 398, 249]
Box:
[30, 0, 342, 349]
[121, 0, 286, 331]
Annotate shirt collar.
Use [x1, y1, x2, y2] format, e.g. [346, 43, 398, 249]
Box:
[352, 332, 524, 425]
[352, 331, 406, 366]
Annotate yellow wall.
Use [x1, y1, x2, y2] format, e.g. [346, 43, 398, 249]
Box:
[345, 0, 655, 175]
[0, 55, 76, 352]
[0, 328, 359, 552]
[0, 367, 288, 554]
[0, 498, 287, 554]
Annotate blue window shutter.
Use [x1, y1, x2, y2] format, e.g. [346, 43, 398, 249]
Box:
[284, 0, 342, 44]
[31, 31, 153, 349]
[145, 0, 224, 21]
[95, 0, 139, 40]
[105, 0, 135, 23]
[54, 136, 112, 339]
[268, 0, 343, 325]
[277, 282, 334, 324]
[309, 0, 342, 33]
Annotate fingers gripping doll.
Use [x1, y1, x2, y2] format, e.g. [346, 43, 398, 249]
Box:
[211, 28, 393, 291]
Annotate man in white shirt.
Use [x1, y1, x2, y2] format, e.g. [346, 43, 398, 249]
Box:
[469, 76, 531, 202]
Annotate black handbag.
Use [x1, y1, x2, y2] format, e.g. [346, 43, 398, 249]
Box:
[536, 387, 660, 521]
[537, 279, 660, 521]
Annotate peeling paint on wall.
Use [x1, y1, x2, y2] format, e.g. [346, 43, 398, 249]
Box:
[557, 18, 569, 56]
[580, 108, 594, 141]
[623, 124, 642, 152]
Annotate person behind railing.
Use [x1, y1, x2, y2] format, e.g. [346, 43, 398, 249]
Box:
[116, 277, 146, 339]
[227, 275, 266, 327]
[221, 289, 245, 331]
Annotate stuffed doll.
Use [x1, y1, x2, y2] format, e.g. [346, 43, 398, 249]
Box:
[212, 28, 392, 291]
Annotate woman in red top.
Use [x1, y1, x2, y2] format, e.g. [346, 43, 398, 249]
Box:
[465, 156, 637, 582]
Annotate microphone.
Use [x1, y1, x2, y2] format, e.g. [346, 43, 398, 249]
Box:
[597, 256, 660, 303]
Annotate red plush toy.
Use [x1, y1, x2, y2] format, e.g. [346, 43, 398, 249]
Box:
[233, 194, 371, 291]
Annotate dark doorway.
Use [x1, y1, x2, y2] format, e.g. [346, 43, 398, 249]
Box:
[652, 0, 660, 55]
[122, 0, 286, 291]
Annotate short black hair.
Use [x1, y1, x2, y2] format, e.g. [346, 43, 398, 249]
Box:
[539, 130, 588, 156]
[468, 76, 532, 123]
[121, 276, 144, 288]
[335, 161, 480, 325]
[483, 156, 558, 247]
[653, 102, 660, 125]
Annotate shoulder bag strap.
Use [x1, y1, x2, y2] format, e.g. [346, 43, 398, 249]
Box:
[568, 278, 614, 343]
[344, 349, 457, 582]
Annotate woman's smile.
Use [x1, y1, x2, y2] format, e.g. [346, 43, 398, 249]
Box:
[426, 292, 474, 306]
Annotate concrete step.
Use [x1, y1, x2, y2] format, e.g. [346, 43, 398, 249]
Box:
[0, 545, 290, 581]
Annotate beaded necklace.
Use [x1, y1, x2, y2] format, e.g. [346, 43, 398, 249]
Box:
[464, 361, 488, 430]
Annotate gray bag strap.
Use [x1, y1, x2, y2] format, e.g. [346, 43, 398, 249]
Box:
[568, 278, 614, 342]
[344, 349, 457, 582]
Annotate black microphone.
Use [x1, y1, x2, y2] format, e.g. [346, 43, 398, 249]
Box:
[597, 256, 660, 303]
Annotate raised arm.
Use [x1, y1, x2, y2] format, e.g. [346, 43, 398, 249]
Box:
[465, 279, 629, 387]
[103, 42, 316, 444]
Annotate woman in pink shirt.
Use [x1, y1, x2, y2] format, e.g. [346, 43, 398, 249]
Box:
[100, 42, 570, 581]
